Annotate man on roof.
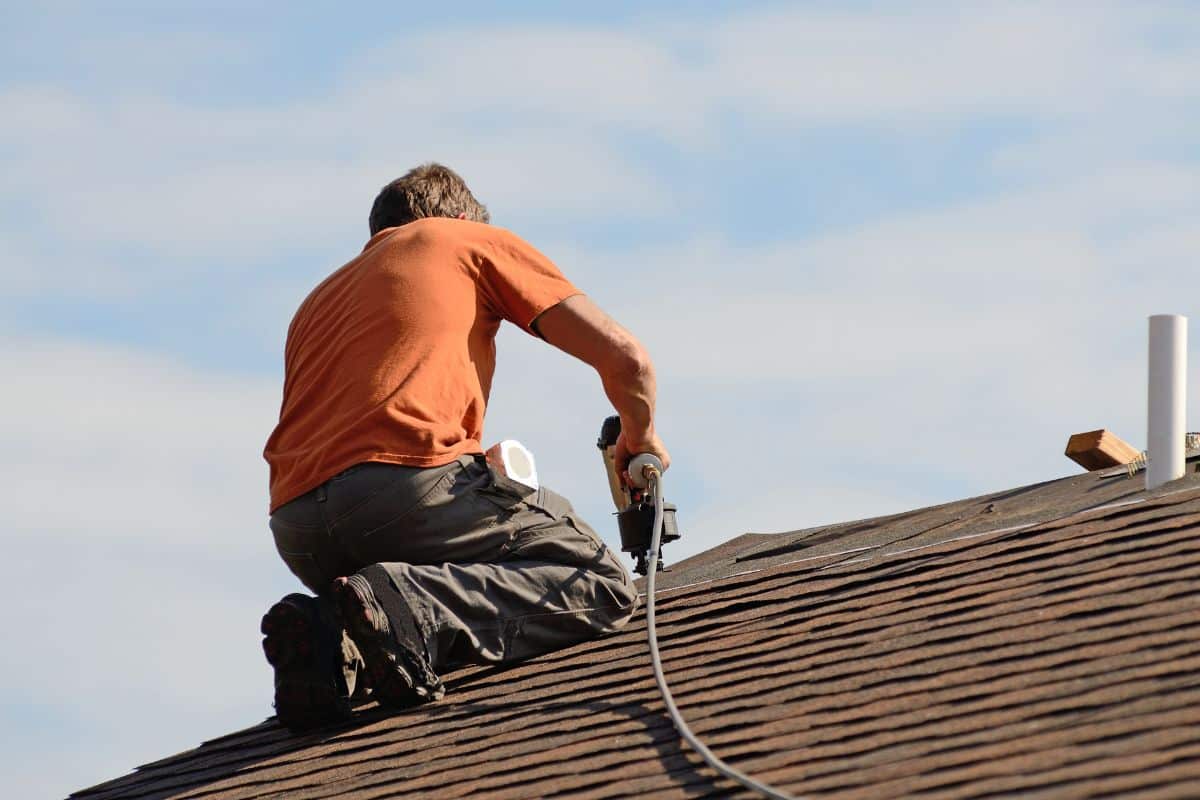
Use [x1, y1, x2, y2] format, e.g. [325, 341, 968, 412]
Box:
[260, 163, 670, 730]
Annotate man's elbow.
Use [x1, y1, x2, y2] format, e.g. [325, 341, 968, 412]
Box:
[604, 336, 654, 384]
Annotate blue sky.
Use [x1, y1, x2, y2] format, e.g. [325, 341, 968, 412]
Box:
[4, 2, 1199, 796]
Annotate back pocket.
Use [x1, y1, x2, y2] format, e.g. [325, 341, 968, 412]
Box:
[353, 463, 463, 539]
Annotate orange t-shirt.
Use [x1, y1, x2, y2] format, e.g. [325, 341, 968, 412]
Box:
[263, 218, 580, 512]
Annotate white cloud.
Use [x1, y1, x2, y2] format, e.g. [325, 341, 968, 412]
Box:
[2, 339, 279, 543]
[348, 26, 711, 142]
[4, 1, 1198, 284]
[700, 2, 1200, 122]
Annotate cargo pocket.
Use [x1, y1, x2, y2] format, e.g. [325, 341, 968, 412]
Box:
[506, 511, 607, 571]
[504, 527, 608, 569]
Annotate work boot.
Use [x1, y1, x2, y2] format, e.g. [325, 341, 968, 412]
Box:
[332, 567, 444, 709]
[260, 593, 356, 732]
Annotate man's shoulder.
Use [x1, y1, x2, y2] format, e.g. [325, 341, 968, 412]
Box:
[367, 219, 542, 268]
[405, 217, 522, 246]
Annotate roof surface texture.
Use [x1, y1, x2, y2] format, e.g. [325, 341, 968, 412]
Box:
[75, 463, 1200, 799]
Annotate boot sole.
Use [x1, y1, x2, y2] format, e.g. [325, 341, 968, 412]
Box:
[332, 576, 441, 709]
[261, 596, 351, 732]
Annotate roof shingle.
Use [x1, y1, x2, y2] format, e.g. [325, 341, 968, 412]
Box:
[74, 465, 1200, 799]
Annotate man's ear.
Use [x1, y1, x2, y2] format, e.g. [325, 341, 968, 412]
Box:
[457, 212, 467, 220]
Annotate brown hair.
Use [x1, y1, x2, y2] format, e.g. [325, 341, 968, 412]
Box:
[368, 163, 490, 234]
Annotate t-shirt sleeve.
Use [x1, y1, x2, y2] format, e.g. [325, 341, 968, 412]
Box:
[477, 228, 581, 333]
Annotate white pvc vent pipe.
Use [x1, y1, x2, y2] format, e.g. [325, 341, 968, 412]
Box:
[1147, 314, 1188, 490]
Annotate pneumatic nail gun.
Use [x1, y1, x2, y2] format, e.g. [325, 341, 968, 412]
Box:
[597, 416, 680, 575]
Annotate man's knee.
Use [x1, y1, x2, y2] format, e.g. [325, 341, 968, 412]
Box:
[587, 567, 639, 634]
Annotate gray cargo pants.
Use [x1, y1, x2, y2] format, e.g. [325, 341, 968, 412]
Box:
[269, 455, 637, 676]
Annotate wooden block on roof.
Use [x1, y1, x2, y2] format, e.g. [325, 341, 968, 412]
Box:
[1065, 429, 1142, 471]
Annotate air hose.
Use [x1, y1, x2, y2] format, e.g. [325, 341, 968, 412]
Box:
[642, 467, 800, 800]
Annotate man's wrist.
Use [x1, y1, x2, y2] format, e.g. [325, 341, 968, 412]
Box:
[620, 421, 655, 449]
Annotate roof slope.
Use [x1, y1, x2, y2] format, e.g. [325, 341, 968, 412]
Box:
[75, 466, 1200, 799]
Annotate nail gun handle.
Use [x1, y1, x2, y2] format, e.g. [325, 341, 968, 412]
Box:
[598, 415, 630, 510]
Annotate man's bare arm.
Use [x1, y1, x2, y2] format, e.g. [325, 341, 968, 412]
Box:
[533, 294, 670, 475]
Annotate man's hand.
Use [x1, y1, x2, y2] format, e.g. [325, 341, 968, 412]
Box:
[615, 430, 671, 487]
